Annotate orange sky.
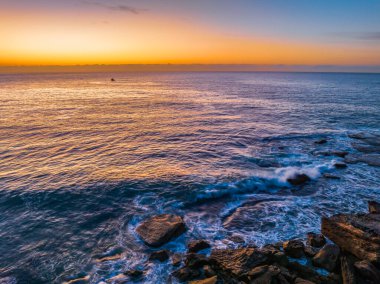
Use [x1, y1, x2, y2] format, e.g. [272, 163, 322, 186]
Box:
[1, 4, 380, 67]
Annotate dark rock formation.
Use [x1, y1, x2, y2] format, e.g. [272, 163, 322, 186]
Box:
[149, 250, 170, 262]
[354, 260, 380, 283]
[315, 139, 327, 145]
[322, 214, 380, 264]
[369, 201, 380, 214]
[124, 269, 144, 278]
[312, 244, 340, 272]
[171, 253, 182, 266]
[172, 267, 201, 282]
[334, 162, 347, 169]
[340, 254, 357, 284]
[136, 214, 186, 247]
[304, 246, 319, 257]
[306, 233, 326, 248]
[188, 240, 211, 253]
[287, 174, 311, 186]
[283, 240, 305, 258]
[185, 253, 209, 268]
[188, 276, 217, 284]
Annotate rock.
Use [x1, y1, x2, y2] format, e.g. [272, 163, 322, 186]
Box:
[340, 254, 357, 284]
[172, 267, 201, 282]
[203, 265, 216, 277]
[334, 162, 347, 169]
[185, 253, 209, 268]
[124, 270, 144, 278]
[314, 151, 348, 158]
[295, 278, 316, 284]
[171, 253, 182, 266]
[323, 173, 340, 179]
[315, 139, 328, 145]
[209, 248, 267, 280]
[248, 265, 283, 283]
[188, 240, 211, 253]
[136, 214, 186, 247]
[0, 277, 17, 284]
[304, 246, 319, 257]
[228, 234, 245, 244]
[287, 174, 311, 186]
[189, 276, 217, 284]
[352, 143, 380, 154]
[307, 233, 326, 248]
[149, 250, 170, 262]
[287, 261, 336, 284]
[354, 260, 380, 283]
[322, 214, 380, 264]
[283, 240, 305, 258]
[262, 245, 289, 267]
[312, 244, 340, 272]
[345, 154, 380, 167]
[368, 201, 380, 214]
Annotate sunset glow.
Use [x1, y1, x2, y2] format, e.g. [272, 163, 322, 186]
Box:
[1, 0, 380, 68]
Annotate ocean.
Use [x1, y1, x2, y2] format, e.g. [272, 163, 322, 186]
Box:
[0, 71, 379, 283]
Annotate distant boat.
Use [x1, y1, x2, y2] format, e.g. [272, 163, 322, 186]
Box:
[111, 78, 115, 82]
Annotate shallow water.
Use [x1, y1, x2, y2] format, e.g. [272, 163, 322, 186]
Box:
[0, 72, 379, 283]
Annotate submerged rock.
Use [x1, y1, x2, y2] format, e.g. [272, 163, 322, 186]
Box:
[136, 214, 186, 247]
[315, 139, 328, 145]
[149, 250, 170, 262]
[334, 162, 347, 169]
[312, 244, 340, 272]
[323, 173, 340, 179]
[306, 233, 326, 248]
[283, 239, 305, 258]
[188, 240, 211, 253]
[287, 174, 311, 186]
[322, 213, 380, 264]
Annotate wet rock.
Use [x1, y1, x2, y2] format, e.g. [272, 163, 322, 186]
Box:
[345, 153, 380, 167]
[354, 260, 380, 283]
[248, 265, 284, 283]
[323, 173, 341, 179]
[149, 250, 170, 262]
[287, 261, 337, 284]
[322, 214, 380, 264]
[209, 248, 267, 280]
[203, 265, 216, 277]
[287, 174, 311, 186]
[312, 244, 340, 272]
[185, 253, 209, 268]
[283, 240, 305, 258]
[368, 201, 380, 214]
[0, 277, 17, 284]
[314, 151, 348, 158]
[315, 139, 327, 145]
[340, 254, 357, 284]
[228, 234, 245, 244]
[304, 246, 319, 257]
[307, 233, 326, 248]
[262, 245, 289, 267]
[189, 276, 217, 284]
[124, 270, 144, 278]
[334, 162, 347, 169]
[172, 267, 201, 282]
[136, 214, 186, 247]
[171, 253, 182, 266]
[352, 143, 380, 154]
[188, 240, 211, 253]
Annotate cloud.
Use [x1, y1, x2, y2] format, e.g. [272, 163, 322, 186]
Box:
[331, 32, 380, 41]
[81, 1, 147, 14]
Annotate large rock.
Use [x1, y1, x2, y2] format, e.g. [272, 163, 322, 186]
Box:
[354, 260, 380, 283]
[312, 244, 340, 272]
[340, 254, 356, 284]
[209, 248, 267, 280]
[136, 214, 186, 247]
[322, 214, 380, 264]
[283, 240, 305, 258]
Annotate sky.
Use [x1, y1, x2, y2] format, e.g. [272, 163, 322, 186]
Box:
[1, 0, 380, 69]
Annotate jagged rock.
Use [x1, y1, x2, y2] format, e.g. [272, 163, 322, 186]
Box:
[149, 250, 169, 262]
[189, 276, 217, 284]
[203, 265, 216, 278]
[312, 244, 340, 272]
[136, 214, 186, 247]
[287, 174, 311, 186]
[340, 254, 357, 284]
[287, 261, 337, 284]
[322, 214, 380, 264]
[248, 265, 284, 283]
[368, 201, 380, 214]
[172, 267, 201, 282]
[209, 248, 267, 281]
[334, 162, 347, 169]
[185, 253, 209, 268]
[283, 240, 305, 258]
[323, 173, 341, 179]
[354, 260, 380, 283]
[307, 233, 326, 248]
[171, 253, 182, 266]
[262, 245, 289, 267]
[188, 240, 211, 253]
[304, 246, 319, 257]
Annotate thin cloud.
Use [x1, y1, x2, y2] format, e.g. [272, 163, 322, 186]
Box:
[331, 32, 380, 41]
[81, 1, 147, 14]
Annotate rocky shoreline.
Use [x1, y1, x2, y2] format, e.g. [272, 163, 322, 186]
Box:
[124, 201, 380, 284]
